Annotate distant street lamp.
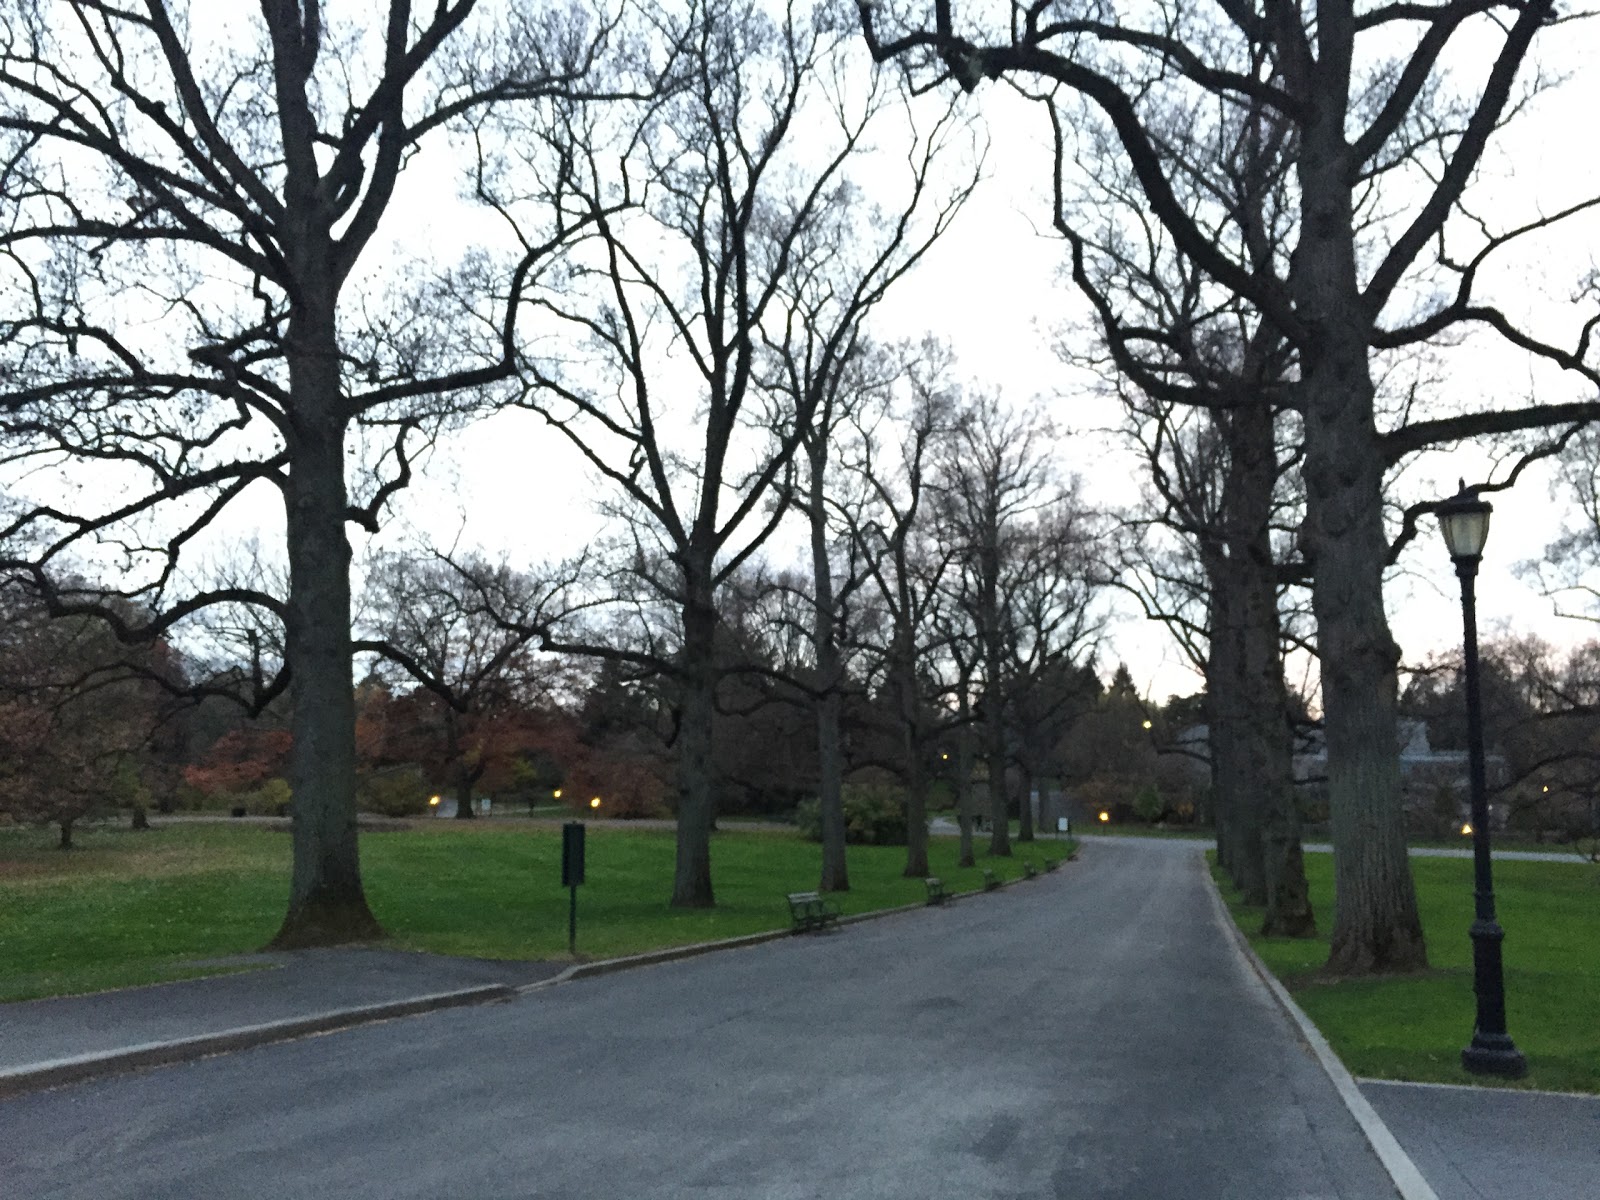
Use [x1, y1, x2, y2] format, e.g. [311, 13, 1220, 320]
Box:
[1437, 483, 1527, 1079]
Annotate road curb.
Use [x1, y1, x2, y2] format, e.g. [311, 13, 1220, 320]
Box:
[2, 853, 1083, 1095]
[1202, 863, 1440, 1200]
[520, 854, 1079, 995]
[0, 983, 515, 1099]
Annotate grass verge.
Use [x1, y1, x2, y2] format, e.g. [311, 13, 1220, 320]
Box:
[0, 821, 1074, 1002]
[1210, 850, 1600, 1093]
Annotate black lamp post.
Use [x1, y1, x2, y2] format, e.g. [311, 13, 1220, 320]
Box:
[1437, 482, 1527, 1079]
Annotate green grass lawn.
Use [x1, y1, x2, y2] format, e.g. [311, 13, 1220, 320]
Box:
[1212, 851, 1600, 1093]
[0, 821, 1074, 1002]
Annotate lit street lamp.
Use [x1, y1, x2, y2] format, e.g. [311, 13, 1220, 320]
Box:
[1437, 482, 1527, 1079]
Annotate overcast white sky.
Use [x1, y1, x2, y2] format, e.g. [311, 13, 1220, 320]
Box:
[55, 7, 1589, 710]
[367, 27, 1600, 709]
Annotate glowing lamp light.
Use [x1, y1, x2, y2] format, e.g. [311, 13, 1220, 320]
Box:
[1437, 483, 1492, 562]
[1542, 785, 1549, 794]
[941, 752, 949, 761]
[1141, 720, 1152, 730]
[553, 789, 563, 799]
[589, 797, 601, 809]
[428, 795, 441, 807]
[1098, 811, 1110, 823]
[1461, 822, 1473, 836]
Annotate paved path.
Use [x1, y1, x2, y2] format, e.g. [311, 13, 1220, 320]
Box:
[1, 839, 1402, 1199]
[1361, 1080, 1600, 1200]
[1302, 842, 1593, 864]
[0, 948, 561, 1076]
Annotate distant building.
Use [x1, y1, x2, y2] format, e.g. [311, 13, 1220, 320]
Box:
[1165, 720, 1509, 832]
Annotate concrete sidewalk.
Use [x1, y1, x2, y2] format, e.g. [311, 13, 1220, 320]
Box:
[0, 947, 564, 1095]
[1360, 1079, 1600, 1199]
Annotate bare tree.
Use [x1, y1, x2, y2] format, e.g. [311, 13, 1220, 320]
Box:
[842, 370, 958, 878]
[998, 491, 1107, 842]
[0, 581, 173, 847]
[0, 2, 650, 944]
[490, 0, 971, 906]
[357, 550, 584, 820]
[936, 390, 1066, 856]
[860, 0, 1600, 972]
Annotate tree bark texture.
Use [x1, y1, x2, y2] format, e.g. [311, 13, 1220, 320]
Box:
[809, 450, 849, 891]
[955, 711, 975, 868]
[894, 639, 931, 878]
[1202, 398, 1314, 933]
[671, 584, 718, 908]
[448, 712, 476, 820]
[1297, 129, 1425, 971]
[815, 686, 848, 890]
[1228, 403, 1313, 936]
[272, 314, 381, 946]
[984, 700, 1011, 857]
[1017, 766, 1035, 842]
[1207, 588, 1265, 905]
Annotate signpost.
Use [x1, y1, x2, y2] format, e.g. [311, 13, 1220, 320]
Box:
[1056, 815, 1069, 839]
[562, 821, 586, 955]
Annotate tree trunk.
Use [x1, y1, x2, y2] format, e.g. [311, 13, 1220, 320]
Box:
[1227, 397, 1314, 935]
[448, 712, 475, 819]
[131, 804, 149, 831]
[891, 638, 930, 877]
[57, 819, 73, 850]
[1207, 583, 1265, 904]
[1017, 765, 1035, 842]
[271, 310, 381, 948]
[955, 712, 975, 868]
[1234, 418, 1314, 938]
[902, 726, 930, 878]
[985, 694, 1010, 857]
[816, 686, 848, 890]
[671, 583, 717, 908]
[809, 450, 848, 892]
[1296, 124, 1426, 974]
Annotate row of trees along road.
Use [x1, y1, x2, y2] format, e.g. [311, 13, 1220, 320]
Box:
[0, 1, 1076, 935]
[860, 0, 1600, 972]
[12, 0, 1600, 975]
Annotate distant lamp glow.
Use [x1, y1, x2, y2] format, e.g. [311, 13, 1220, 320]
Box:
[1542, 785, 1549, 794]
[553, 789, 563, 799]
[1098, 811, 1110, 823]
[589, 796, 601, 809]
[1141, 719, 1153, 730]
[428, 795, 441, 807]
[1461, 822, 1473, 836]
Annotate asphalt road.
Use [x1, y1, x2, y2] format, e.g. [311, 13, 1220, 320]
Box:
[0, 839, 1400, 1199]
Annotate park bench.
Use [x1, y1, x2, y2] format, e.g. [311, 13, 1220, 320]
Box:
[924, 877, 951, 906]
[786, 891, 841, 933]
[982, 869, 1000, 891]
[1022, 860, 1038, 879]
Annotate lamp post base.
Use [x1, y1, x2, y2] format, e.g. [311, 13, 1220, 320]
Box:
[1462, 1034, 1527, 1079]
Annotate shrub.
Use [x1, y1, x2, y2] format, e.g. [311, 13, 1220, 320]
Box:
[1133, 783, 1165, 823]
[796, 782, 914, 846]
[562, 757, 668, 819]
[357, 766, 431, 817]
[238, 777, 293, 816]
